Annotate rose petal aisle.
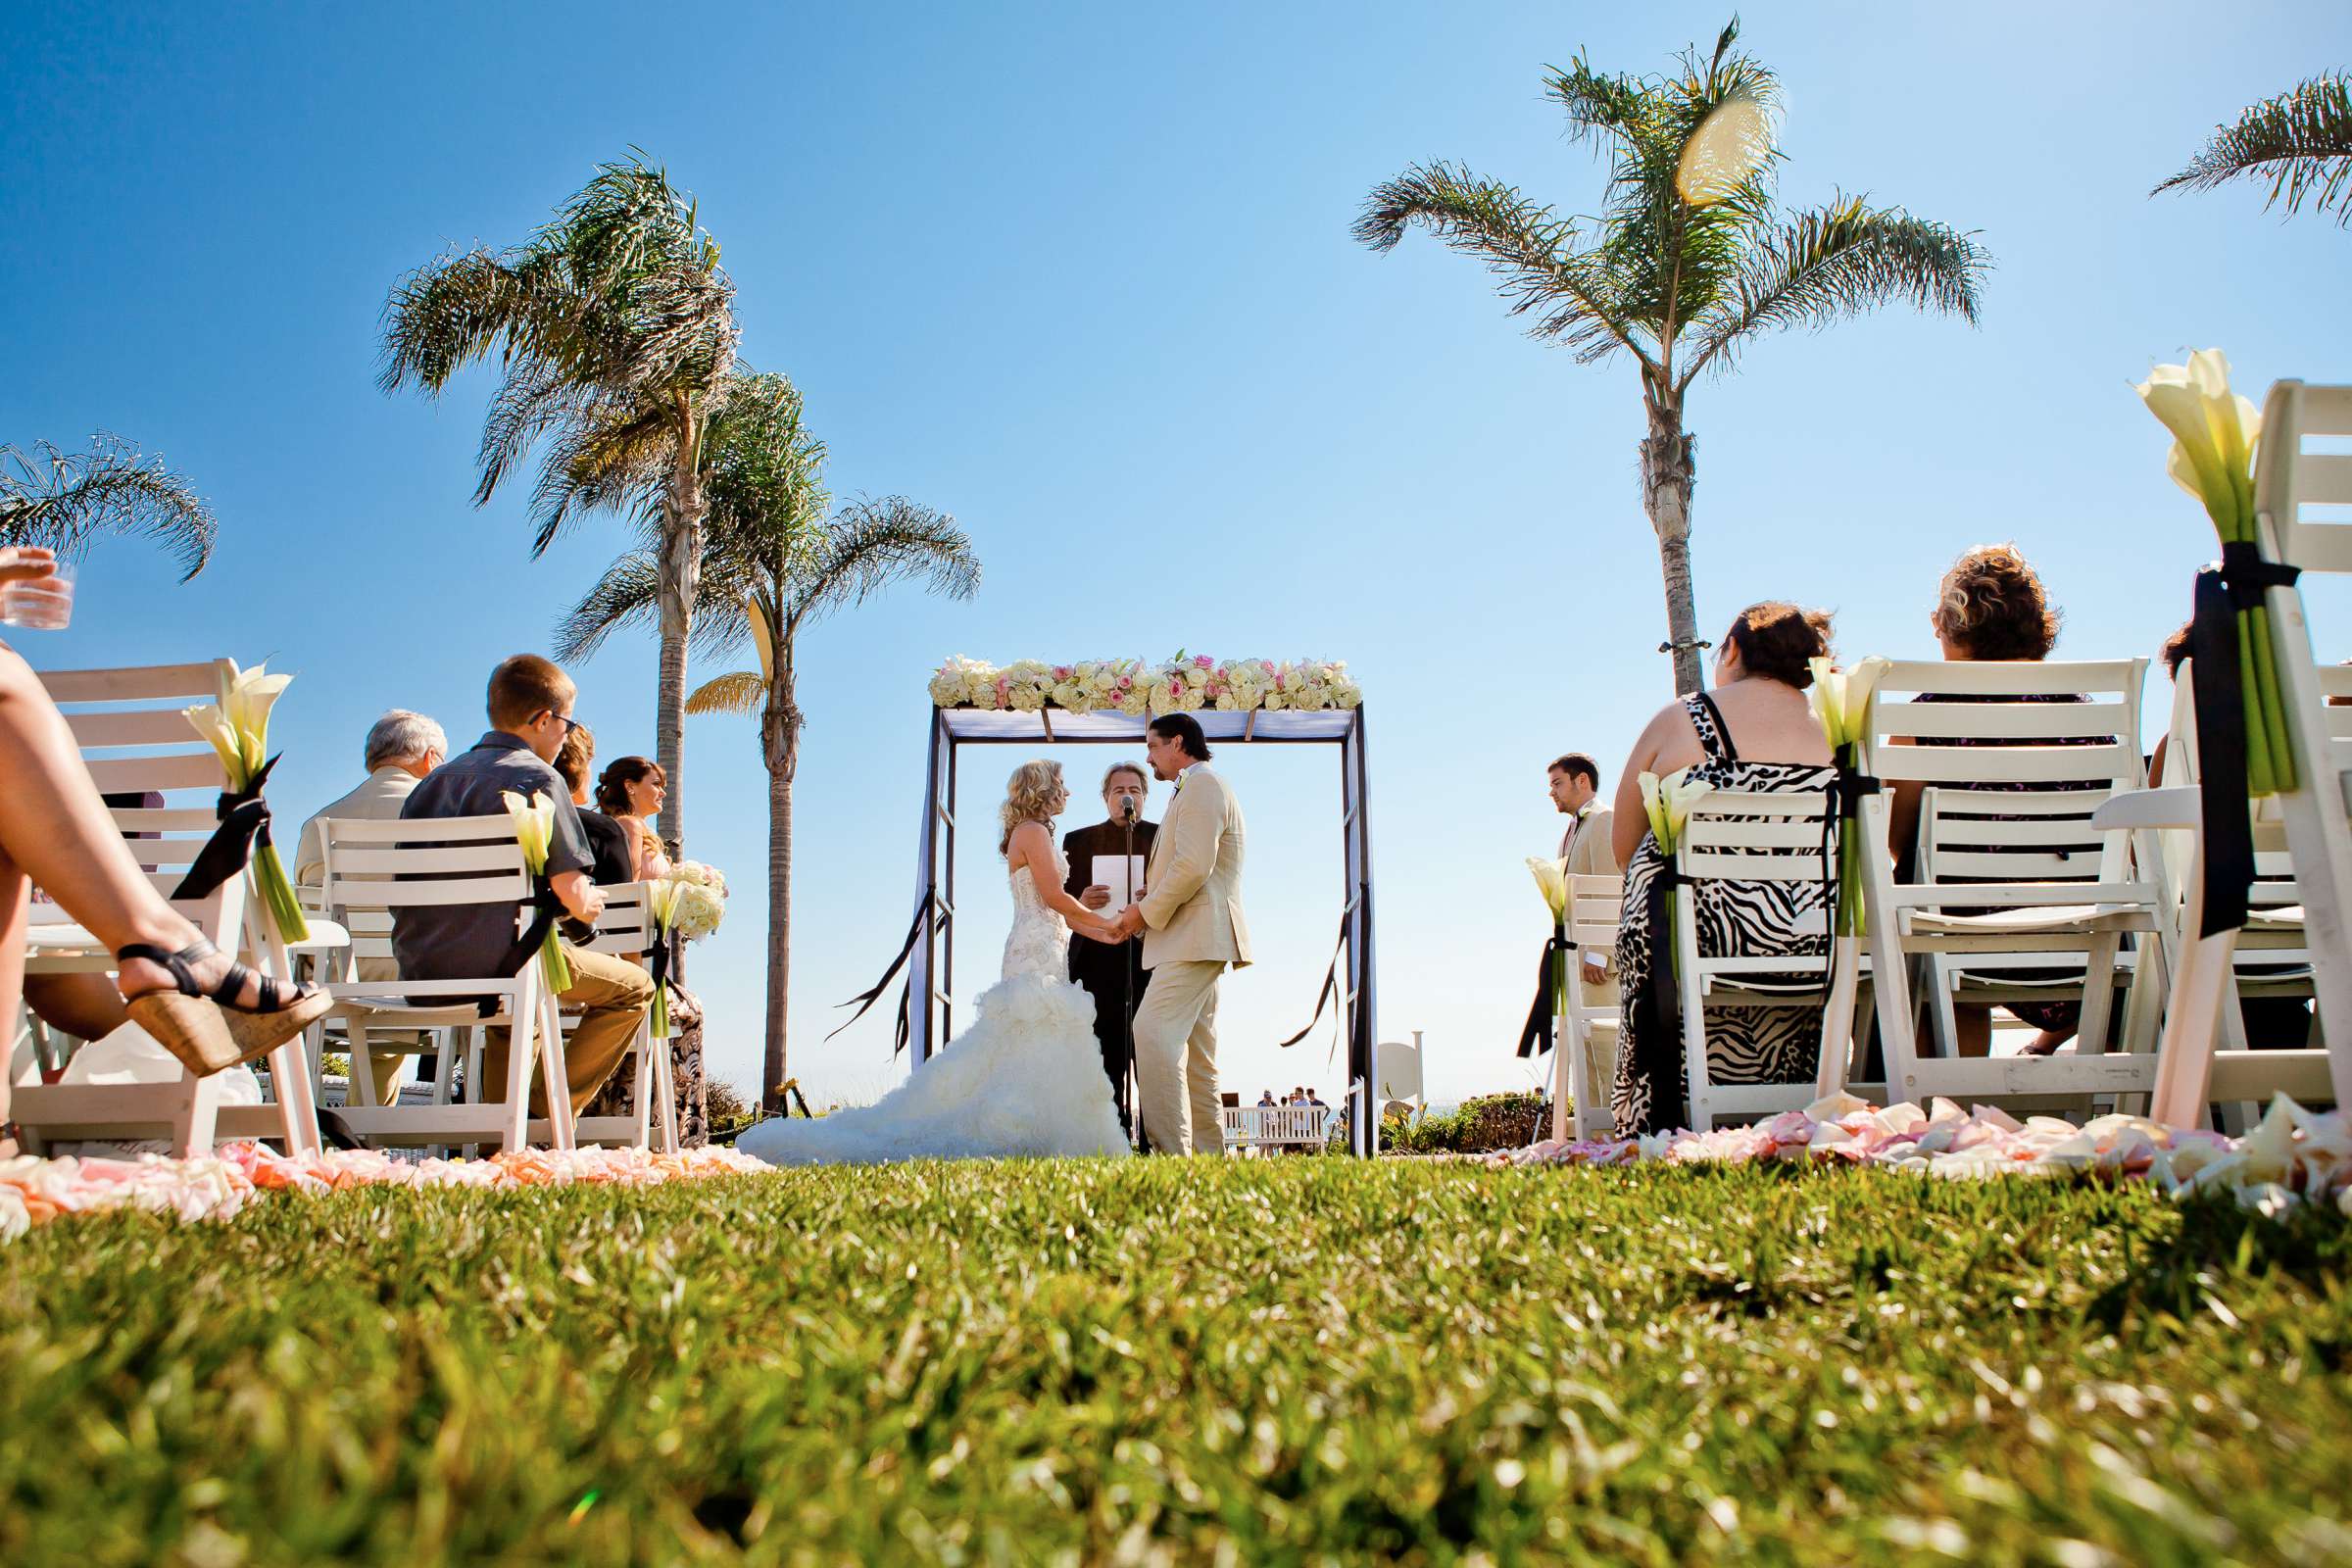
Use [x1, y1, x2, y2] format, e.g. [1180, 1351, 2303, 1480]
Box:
[0, 1142, 772, 1241]
[1490, 1092, 2352, 1216]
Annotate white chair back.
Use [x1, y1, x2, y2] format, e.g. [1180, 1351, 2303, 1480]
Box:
[1669, 790, 1839, 1130]
[13, 660, 318, 1155]
[1848, 658, 2166, 1111]
[315, 815, 571, 1152]
[1557, 872, 1623, 1141]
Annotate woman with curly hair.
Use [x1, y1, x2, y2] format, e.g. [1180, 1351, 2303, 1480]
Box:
[1889, 544, 2104, 1057]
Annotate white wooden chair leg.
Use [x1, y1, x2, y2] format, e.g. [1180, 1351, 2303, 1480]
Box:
[1677, 911, 1711, 1133]
[172, 1071, 223, 1157]
[501, 982, 536, 1153]
[2076, 934, 2120, 1055]
[1816, 936, 1861, 1098]
[1557, 1015, 1580, 1144]
[536, 988, 576, 1152]
[654, 1035, 679, 1153]
[1860, 797, 1924, 1104]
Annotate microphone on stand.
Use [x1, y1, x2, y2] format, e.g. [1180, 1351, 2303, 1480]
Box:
[1120, 796, 1140, 825]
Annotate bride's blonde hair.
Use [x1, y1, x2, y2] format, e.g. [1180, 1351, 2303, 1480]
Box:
[999, 760, 1068, 856]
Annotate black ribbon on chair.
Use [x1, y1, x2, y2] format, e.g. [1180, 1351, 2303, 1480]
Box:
[1627, 861, 1689, 1132]
[648, 924, 679, 998]
[172, 753, 283, 902]
[2191, 545, 2304, 936]
[830, 888, 933, 1055]
[483, 885, 569, 1017]
[1515, 924, 1573, 1058]
[1277, 912, 1352, 1050]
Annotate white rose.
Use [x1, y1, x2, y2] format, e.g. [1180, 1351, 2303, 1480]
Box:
[1117, 690, 1149, 715]
[1052, 681, 1088, 710]
[1263, 692, 1287, 711]
[1009, 684, 1046, 712]
[1185, 667, 1207, 689]
[1292, 685, 1329, 710]
[1333, 683, 1363, 709]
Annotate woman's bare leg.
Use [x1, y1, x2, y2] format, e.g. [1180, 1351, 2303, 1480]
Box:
[0, 853, 24, 1147]
[1953, 1003, 1992, 1057]
[0, 643, 256, 1004]
[24, 972, 130, 1040]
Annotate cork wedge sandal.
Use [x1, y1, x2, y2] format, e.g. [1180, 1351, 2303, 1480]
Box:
[117, 937, 335, 1076]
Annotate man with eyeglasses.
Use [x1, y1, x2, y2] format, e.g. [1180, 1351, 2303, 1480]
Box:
[392, 654, 651, 1119]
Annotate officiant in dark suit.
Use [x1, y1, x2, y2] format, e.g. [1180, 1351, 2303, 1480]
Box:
[1063, 761, 1157, 1137]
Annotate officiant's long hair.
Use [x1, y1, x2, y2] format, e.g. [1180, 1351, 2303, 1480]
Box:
[999, 760, 1069, 856]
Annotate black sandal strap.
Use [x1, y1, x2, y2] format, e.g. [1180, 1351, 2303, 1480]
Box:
[115, 937, 220, 993]
[117, 936, 311, 1013]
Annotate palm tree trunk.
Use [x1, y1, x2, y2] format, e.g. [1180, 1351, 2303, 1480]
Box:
[1641, 390, 1704, 695]
[760, 662, 800, 1112]
[654, 402, 705, 852]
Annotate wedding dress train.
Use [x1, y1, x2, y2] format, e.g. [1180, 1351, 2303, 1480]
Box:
[737, 851, 1132, 1165]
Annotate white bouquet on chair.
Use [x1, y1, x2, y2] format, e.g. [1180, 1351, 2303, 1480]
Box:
[500, 791, 574, 995]
[1805, 656, 1891, 939]
[181, 659, 310, 944]
[647, 861, 728, 1037]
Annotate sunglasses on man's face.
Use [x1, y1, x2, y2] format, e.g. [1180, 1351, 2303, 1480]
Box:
[540, 711, 581, 735]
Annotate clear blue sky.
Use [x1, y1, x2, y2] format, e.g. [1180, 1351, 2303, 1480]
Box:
[8, 1, 2352, 1108]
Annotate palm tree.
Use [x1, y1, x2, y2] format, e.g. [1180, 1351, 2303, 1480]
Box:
[1355, 19, 1989, 694]
[1, 433, 216, 578]
[2157, 73, 2352, 225]
[555, 371, 980, 1109]
[379, 152, 738, 847]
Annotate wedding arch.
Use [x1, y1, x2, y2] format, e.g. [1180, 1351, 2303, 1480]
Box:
[847, 657, 1382, 1154]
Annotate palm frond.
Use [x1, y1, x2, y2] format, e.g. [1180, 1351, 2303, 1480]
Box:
[1353, 163, 1645, 365]
[684, 669, 765, 716]
[0, 434, 217, 579]
[2156, 73, 2352, 224]
[552, 550, 662, 662]
[1679, 199, 1989, 385]
[527, 403, 674, 554]
[788, 497, 981, 631]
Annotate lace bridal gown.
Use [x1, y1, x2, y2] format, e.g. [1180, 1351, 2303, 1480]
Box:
[738, 849, 1132, 1165]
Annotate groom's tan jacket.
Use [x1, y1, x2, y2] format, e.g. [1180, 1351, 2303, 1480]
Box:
[1140, 763, 1250, 969]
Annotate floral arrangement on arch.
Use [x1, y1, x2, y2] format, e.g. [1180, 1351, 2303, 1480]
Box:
[928, 654, 1361, 715]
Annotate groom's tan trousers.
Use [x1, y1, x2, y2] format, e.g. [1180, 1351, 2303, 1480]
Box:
[1132, 958, 1226, 1155]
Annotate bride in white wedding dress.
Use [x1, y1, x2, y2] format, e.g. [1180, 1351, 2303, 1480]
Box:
[738, 760, 1134, 1165]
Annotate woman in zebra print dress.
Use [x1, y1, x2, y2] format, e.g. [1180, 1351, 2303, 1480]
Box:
[1608, 604, 1838, 1137]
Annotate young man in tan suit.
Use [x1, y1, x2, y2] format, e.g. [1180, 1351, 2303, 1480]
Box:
[1549, 753, 1619, 1003]
[1110, 712, 1249, 1154]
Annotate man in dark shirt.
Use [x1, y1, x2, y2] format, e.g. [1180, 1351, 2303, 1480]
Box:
[1063, 761, 1157, 1139]
[395, 654, 651, 1117]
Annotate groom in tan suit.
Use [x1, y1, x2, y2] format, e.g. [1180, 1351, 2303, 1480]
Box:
[1110, 712, 1249, 1154]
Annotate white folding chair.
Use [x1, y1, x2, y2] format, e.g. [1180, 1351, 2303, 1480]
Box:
[1670, 790, 1853, 1131]
[1854, 659, 2167, 1110]
[566, 880, 678, 1152]
[12, 660, 320, 1156]
[1555, 873, 1623, 1141]
[2130, 379, 2352, 1123]
[315, 815, 572, 1152]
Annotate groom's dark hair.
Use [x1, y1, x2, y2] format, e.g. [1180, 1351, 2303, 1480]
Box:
[1149, 712, 1212, 761]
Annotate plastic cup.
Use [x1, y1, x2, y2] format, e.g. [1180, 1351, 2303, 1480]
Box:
[0, 558, 75, 629]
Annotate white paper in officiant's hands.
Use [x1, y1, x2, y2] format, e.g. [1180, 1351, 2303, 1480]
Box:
[1092, 855, 1147, 907]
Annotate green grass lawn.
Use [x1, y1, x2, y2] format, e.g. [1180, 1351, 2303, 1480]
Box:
[4, 1159, 2349, 1566]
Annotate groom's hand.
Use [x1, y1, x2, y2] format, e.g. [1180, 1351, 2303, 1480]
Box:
[1116, 904, 1145, 939]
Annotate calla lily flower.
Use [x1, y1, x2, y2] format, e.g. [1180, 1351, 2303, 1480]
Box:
[181, 659, 308, 942]
[500, 790, 572, 993]
[1806, 656, 1891, 750]
[1526, 856, 1569, 923]
[1638, 768, 1711, 851]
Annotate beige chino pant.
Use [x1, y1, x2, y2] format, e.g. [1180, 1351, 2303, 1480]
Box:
[482, 947, 654, 1117]
[1131, 958, 1226, 1156]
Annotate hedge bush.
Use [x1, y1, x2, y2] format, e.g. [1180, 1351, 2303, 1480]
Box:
[1382, 1090, 1548, 1153]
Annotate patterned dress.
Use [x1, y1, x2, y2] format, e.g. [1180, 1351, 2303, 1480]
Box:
[1611, 694, 1836, 1137]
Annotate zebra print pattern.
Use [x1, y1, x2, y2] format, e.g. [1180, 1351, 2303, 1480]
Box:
[1610, 694, 1837, 1137]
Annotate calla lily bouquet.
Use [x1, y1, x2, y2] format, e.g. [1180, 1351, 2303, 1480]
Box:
[2135, 349, 2294, 795]
[1639, 765, 1711, 938]
[646, 861, 728, 1038]
[182, 659, 308, 943]
[1526, 855, 1572, 1019]
[1806, 656, 1891, 937]
[500, 790, 574, 995]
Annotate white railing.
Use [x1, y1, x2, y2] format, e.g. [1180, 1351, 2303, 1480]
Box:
[1221, 1104, 1332, 1151]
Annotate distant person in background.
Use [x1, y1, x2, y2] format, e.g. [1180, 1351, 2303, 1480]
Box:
[1547, 753, 1618, 875]
[292, 710, 447, 890]
[288, 709, 448, 1106]
[594, 757, 671, 881]
[1257, 1090, 1277, 1107]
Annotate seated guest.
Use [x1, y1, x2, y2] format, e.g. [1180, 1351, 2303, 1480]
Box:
[1887, 544, 2101, 1057]
[292, 710, 447, 889]
[291, 710, 448, 1105]
[594, 756, 671, 880]
[1610, 603, 1837, 1136]
[394, 655, 651, 1117]
[553, 721, 635, 890]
